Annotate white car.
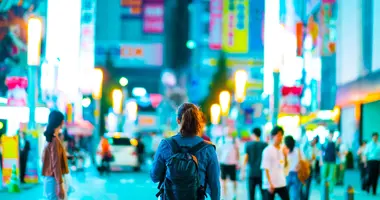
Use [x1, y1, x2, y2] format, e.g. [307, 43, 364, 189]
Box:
[96, 135, 141, 171]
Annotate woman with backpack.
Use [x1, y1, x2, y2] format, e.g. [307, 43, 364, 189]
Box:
[150, 103, 221, 200]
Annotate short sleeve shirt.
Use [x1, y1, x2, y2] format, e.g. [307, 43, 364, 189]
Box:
[261, 145, 287, 189]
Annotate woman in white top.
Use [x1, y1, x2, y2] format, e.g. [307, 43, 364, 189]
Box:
[284, 135, 303, 200]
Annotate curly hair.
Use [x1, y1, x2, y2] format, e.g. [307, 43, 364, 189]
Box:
[177, 103, 205, 137]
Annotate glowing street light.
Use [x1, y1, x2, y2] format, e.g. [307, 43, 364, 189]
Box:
[92, 68, 103, 100]
[219, 91, 231, 116]
[126, 101, 138, 121]
[27, 16, 42, 130]
[234, 70, 248, 103]
[210, 104, 221, 125]
[112, 89, 123, 114]
[119, 77, 128, 87]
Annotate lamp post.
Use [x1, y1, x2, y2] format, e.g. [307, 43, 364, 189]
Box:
[234, 70, 247, 137]
[219, 91, 231, 138]
[210, 104, 221, 125]
[27, 16, 42, 130]
[112, 89, 123, 132]
[92, 68, 103, 146]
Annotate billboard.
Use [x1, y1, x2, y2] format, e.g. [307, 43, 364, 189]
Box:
[120, 0, 143, 18]
[143, 3, 164, 33]
[209, 0, 223, 50]
[95, 43, 163, 67]
[222, 0, 249, 53]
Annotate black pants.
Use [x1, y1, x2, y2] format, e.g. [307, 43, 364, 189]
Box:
[366, 160, 380, 195]
[265, 187, 290, 200]
[19, 155, 28, 182]
[359, 162, 366, 190]
[303, 167, 313, 200]
[248, 177, 264, 200]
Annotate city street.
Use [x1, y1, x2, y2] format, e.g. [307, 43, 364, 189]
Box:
[0, 168, 379, 200]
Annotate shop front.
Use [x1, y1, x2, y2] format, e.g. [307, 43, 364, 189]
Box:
[336, 69, 380, 145]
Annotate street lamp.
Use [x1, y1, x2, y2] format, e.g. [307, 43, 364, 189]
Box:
[92, 68, 103, 149]
[126, 101, 138, 121]
[219, 91, 231, 116]
[234, 70, 248, 103]
[112, 89, 123, 114]
[119, 77, 128, 87]
[27, 16, 42, 130]
[210, 104, 221, 125]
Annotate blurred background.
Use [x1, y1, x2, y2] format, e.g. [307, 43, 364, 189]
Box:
[0, 0, 378, 199]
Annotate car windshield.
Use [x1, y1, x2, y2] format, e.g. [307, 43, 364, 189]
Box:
[109, 138, 131, 146]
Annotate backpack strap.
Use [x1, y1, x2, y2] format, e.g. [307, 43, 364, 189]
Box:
[188, 140, 216, 155]
[167, 138, 181, 154]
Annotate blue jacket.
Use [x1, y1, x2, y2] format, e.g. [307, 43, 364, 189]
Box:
[150, 134, 221, 200]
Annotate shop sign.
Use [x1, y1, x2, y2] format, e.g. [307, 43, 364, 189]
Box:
[121, 0, 143, 18]
[95, 43, 163, 67]
[1, 135, 19, 186]
[209, 0, 223, 50]
[222, 0, 249, 53]
[143, 3, 164, 33]
[280, 86, 303, 114]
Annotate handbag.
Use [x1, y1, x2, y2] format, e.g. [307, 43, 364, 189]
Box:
[297, 149, 311, 184]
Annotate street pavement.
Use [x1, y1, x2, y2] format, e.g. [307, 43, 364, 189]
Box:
[0, 168, 378, 200]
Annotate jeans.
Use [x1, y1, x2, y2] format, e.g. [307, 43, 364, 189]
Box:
[366, 160, 380, 195]
[335, 163, 345, 184]
[248, 177, 264, 200]
[43, 176, 66, 200]
[322, 162, 336, 193]
[287, 172, 301, 200]
[303, 168, 313, 200]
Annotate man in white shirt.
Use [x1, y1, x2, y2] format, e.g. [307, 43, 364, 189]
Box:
[261, 126, 290, 200]
[363, 132, 380, 195]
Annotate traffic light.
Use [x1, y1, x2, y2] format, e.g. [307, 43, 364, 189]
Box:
[0, 119, 7, 136]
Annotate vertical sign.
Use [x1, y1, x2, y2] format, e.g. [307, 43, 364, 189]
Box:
[79, 0, 96, 93]
[121, 0, 143, 18]
[222, 0, 249, 53]
[1, 135, 19, 186]
[143, 2, 164, 33]
[209, 0, 223, 49]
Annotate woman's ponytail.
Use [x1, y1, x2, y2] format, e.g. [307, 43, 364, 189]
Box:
[177, 103, 204, 136]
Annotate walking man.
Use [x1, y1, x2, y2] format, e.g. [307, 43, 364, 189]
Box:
[364, 132, 380, 196]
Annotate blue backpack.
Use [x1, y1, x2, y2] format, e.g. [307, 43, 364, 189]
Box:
[156, 138, 215, 200]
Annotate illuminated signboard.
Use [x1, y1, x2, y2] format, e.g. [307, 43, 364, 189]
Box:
[120, 0, 143, 18]
[143, 4, 164, 33]
[209, 0, 222, 49]
[95, 43, 163, 67]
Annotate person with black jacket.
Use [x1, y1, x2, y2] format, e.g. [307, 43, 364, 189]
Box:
[19, 131, 30, 183]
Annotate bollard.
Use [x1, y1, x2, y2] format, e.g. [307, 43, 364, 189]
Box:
[346, 185, 354, 200]
[321, 181, 329, 200]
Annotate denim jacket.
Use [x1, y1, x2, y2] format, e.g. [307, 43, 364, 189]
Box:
[150, 134, 221, 200]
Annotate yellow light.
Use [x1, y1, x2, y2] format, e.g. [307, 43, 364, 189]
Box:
[126, 101, 138, 121]
[130, 138, 138, 146]
[119, 77, 128, 87]
[0, 122, 3, 129]
[210, 104, 221, 125]
[27, 17, 42, 66]
[234, 70, 248, 103]
[219, 91, 231, 116]
[92, 68, 103, 100]
[112, 89, 123, 114]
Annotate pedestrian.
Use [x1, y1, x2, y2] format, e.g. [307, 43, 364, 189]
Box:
[151, 103, 221, 200]
[97, 136, 112, 175]
[19, 131, 30, 183]
[42, 110, 69, 200]
[284, 135, 305, 200]
[261, 126, 290, 200]
[217, 131, 240, 199]
[357, 140, 367, 190]
[302, 136, 320, 200]
[363, 132, 380, 196]
[335, 137, 347, 185]
[320, 131, 338, 195]
[241, 127, 267, 200]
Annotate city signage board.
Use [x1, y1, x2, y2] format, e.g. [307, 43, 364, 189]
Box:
[143, 3, 164, 33]
[222, 0, 249, 53]
[120, 0, 143, 18]
[209, 0, 222, 49]
[95, 43, 163, 67]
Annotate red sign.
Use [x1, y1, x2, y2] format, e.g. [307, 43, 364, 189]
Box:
[143, 4, 164, 33]
[209, 0, 222, 49]
[280, 86, 302, 115]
